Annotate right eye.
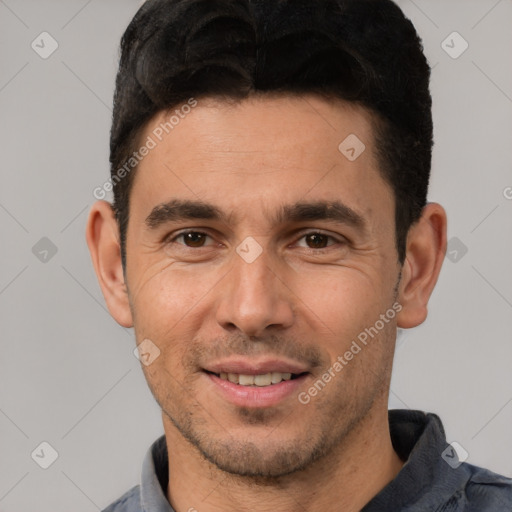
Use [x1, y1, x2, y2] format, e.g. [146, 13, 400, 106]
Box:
[170, 231, 213, 248]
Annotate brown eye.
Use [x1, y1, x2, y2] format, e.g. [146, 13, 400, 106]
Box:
[295, 231, 344, 251]
[305, 233, 330, 249]
[183, 232, 206, 247]
[173, 231, 210, 247]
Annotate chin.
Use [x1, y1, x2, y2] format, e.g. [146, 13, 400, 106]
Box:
[198, 438, 324, 479]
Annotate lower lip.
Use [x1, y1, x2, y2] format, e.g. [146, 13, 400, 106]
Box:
[205, 372, 308, 408]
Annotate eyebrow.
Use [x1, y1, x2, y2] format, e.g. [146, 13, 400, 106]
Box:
[145, 199, 225, 228]
[145, 198, 366, 231]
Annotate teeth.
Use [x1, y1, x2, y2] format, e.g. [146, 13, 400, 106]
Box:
[239, 374, 255, 386]
[254, 373, 271, 386]
[271, 371, 283, 384]
[218, 371, 294, 386]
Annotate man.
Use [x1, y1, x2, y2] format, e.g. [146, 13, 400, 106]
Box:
[86, 0, 512, 510]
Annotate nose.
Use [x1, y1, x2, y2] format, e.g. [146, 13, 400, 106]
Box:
[215, 246, 295, 338]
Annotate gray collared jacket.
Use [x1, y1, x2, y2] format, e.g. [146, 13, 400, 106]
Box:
[102, 410, 512, 511]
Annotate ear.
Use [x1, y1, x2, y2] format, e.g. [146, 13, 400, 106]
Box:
[85, 201, 133, 328]
[396, 202, 447, 329]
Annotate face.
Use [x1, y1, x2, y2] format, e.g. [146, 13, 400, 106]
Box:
[124, 94, 402, 477]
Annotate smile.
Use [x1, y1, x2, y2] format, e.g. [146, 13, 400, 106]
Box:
[210, 371, 304, 386]
[203, 370, 310, 408]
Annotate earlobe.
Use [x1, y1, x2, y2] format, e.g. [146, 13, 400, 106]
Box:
[85, 201, 134, 328]
[396, 203, 447, 329]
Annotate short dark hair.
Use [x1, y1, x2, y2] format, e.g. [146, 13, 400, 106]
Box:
[110, 0, 432, 268]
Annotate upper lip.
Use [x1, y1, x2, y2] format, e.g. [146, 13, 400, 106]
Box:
[204, 358, 310, 375]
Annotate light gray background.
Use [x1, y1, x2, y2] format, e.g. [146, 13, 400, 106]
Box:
[0, 0, 511, 511]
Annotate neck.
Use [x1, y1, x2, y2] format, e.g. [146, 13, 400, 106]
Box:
[164, 404, 403, 512]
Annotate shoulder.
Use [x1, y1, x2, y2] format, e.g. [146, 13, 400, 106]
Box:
[102, 485, 142, 512]
[459, 463, 512, 511]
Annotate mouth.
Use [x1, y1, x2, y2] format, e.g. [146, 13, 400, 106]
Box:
[201, 358, 312, 407]
[203, 370, 308, 387]
[202, 361, 311, 408]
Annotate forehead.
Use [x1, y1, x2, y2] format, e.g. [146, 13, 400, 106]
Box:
[130, 94, 393, 228]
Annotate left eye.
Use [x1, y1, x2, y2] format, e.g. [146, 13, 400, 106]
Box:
[296, 232, 339, 249]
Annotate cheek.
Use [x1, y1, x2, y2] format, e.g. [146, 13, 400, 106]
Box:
[290, 267, 386, 338]
[290, 266, 398, 388]
[128, 261, 226, 365]
[130, 260, 221, 316]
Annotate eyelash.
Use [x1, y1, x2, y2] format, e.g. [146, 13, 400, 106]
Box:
[166, 230, 346, 251]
